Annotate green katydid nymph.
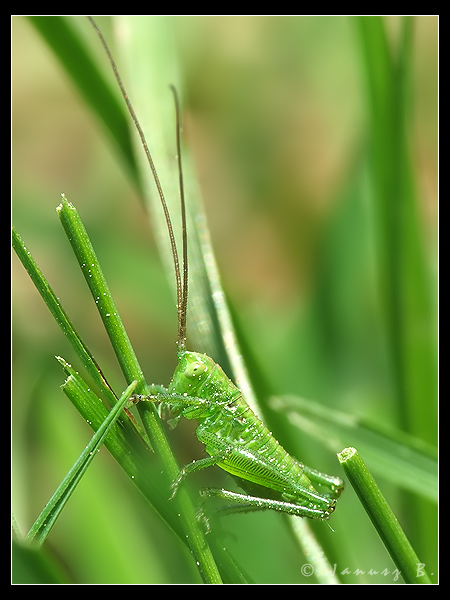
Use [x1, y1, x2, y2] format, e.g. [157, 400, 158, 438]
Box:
[89, 16, 344, 522]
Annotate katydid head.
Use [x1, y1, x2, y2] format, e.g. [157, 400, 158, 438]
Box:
[88, 17, 189, 355]
[169, 352, 215, 395]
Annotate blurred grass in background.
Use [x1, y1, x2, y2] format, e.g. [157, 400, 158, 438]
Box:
[12, 16, 437, 583]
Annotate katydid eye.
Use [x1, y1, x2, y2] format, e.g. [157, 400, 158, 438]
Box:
[184, 361, 207, 379]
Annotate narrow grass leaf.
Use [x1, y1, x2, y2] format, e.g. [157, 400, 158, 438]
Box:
[271, 395, 437, 502]
[288, 517, 341, 584]
[26, 377, 137, 546]
[27, 15, 140, 189]
[355, 17, 437, 442]
[12, 225, 118, 408]
[117, 16, 259, 414]
[56, 195, 146, 391]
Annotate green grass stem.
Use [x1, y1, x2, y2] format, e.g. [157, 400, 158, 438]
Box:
[55, 196, 222, 583]
[337, 447, 431, 584]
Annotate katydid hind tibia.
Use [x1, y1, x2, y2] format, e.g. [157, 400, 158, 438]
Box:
[89, 16, 344, 523]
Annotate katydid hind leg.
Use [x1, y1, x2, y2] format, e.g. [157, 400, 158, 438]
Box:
[200, 487, 335, 520]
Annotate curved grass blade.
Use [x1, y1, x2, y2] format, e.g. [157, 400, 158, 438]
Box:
[116, 15, 259, 415]
[114, 19, 336, 580]
[288, 516, 340, 584]
[271, 394, 437, 502]
[26, 377, 137, 546]
[27, 15, 140, 190]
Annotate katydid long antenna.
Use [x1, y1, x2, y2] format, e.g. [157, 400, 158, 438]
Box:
[88, 17, 188, 351]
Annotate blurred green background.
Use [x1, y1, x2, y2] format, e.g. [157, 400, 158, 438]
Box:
[12, 16, 437, 583]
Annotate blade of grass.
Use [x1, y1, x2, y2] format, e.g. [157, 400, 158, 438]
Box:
[12, 225, 118, 409]
[55, 196, 222, 583]
[14, 210, 247, 583]
[355, 16, 437, 442]
[116, 16, 259, 413]
[338, 447, 432, 584]
[288, 517, 340, 584]
[271, 394, 437, 502]
[56, 195, 146, 391]
[27, 15, 140, 190]
[26, 377, 137, 546]
[13, 221, 152, 451]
